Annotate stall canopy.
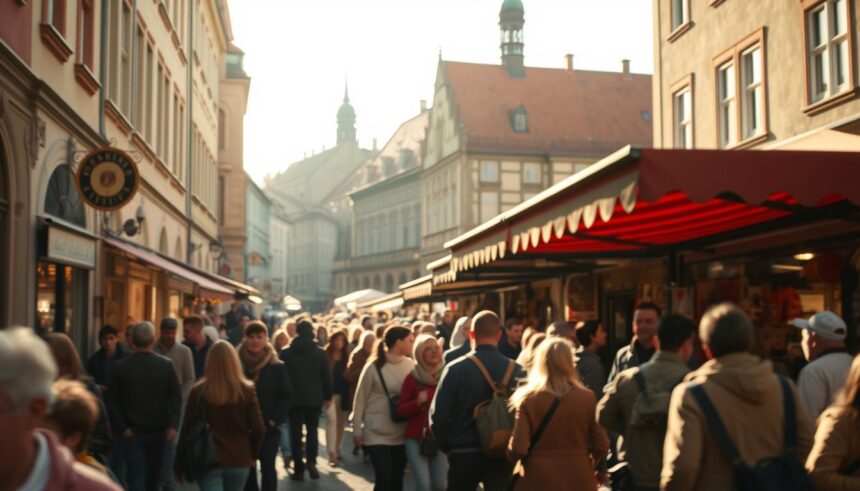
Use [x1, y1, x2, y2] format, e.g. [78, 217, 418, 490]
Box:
[357, 291, 404, 313]
[104, 237, 234, 301]
[283, 295, 302, 312]
[334, 289, 387, 310]
[445, 146, 860, 276]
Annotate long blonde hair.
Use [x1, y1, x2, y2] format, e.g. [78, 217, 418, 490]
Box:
[510, 337, 583, 410]
[834, 353, 860, 415]
[198, 340, 253, 405]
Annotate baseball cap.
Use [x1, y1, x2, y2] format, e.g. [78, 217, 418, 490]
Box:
[792, 311, 847, 341]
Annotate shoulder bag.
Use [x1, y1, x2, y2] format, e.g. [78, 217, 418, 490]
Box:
[178, 389, 220, 481]
[375, 364, 408, 423]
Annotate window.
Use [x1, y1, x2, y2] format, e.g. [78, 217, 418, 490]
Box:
[717, 61, 736, 148]
[133, 26, 145, 130]
[156, 64, 164, 154]
[120, 3, 131, 114]
[480, 161, 499, 183]
[45, 0, 66, 34]
[714, 29, 767, 148]
[218, 110, 226, 149]
[670, 0, 690, 31]
[523, 162, 542, 184]
[218, 176, 225, 224]
[144, 43, 154, 142]
[76, 0, 94, 67]
[741, 46, 763, 139]
[673, 85, 693, 149]
[480, 191, 500, 222]
[510, 107, 528, 132]
[806, 0, 852, 105]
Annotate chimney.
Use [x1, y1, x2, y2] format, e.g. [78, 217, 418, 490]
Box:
[420, 99, 428, 113]
[565, 54, 574, 71]
[622, 59, 631, 78]
[372, 138, 378, 151]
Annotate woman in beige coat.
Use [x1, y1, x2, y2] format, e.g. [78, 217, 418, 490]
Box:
[806, 353, 860, 490]
[508, 337, 609, 490]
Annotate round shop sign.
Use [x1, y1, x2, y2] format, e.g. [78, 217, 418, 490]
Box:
[75, 147, 140, 211]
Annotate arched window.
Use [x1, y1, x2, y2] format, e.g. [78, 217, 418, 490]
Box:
[44, 165, 85, 227]
[398, 272, 407, 287]
[385, 274, 394, 293]
[158, 228, 168, 254]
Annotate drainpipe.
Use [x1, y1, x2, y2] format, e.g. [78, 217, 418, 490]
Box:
[185, 0, 194, 263]
[98, 0, 108, 138]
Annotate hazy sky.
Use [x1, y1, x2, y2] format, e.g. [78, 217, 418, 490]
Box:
[229, 0, 654, 184]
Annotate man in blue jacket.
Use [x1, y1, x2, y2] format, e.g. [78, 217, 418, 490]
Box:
[430, 310, 524, 491]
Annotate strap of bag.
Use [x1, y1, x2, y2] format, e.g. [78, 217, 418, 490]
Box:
[529, 395, 562, 451]
[500, 360, 515, 387]
[375, 364, 392, 399]
[777, 376, 797, 451]
[468, 355, 499, 391]
[689, 385, 745, 466]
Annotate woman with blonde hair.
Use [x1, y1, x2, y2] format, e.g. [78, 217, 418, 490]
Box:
[806, 353, 860, 489]
[516, 332, 547, 373]
[508, 337, 609, 490]
[176, 340, 264, 490]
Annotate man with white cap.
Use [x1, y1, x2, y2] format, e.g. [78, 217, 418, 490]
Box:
[793, 311, 853, 420]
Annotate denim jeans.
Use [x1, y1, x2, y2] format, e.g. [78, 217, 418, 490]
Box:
[197, 467, 248, 491]
[289, 406, 321, 473]
[124, 431, 166, 491]
[161, 436, 178, 488]
[405, 438, 448, 491]
[278, 421, 291, 457]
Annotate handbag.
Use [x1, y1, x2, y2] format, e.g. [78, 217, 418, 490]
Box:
[419, 427, 438, 457]
[376, 364, 408, 423]
[508, 394, 563, 490]
[178, 390, 220, 481]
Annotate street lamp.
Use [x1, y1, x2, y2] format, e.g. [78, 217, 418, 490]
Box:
[102, 204, 146, 237]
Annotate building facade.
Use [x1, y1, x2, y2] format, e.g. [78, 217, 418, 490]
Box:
[0, 0, 241, 356]
[245, 176, 271, 297]
[269, 201, 290, 303]
[652, 0, 860, 149]
[420, 0, 653, 267]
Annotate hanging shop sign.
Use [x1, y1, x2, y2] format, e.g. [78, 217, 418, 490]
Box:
[75, 146, 140, 211]
[46, 225, 97, 269]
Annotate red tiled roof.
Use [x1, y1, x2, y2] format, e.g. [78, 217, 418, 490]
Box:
[443, 61, 653, 156]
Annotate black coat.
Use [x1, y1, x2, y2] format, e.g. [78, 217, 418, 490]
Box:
[251, 362, 292, 426]
[86, 345, 129, 390]
[279, 336, 332, 408]
[108, 351, 182, 433]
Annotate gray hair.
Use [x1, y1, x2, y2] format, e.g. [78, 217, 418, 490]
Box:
[131, 321, 156, 348]
[699, 303, 754, 358]
[0, 327, 57, 410]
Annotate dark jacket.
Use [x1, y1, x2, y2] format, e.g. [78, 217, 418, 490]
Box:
[86, 345, 129, 392]
[81, 377, 112, 458]
[443, 343, 470, 365]
[183, 337, 213, 381]
[436, 323, 455, 351]
[251, 362, 293, 426]
[430, 344, 524, 453]
[575, 347, 606, 399]
[108, 351, 182, 433]
[280, 335, 332, 408]
[605, 338, 656, 393]
[177, 384, 265, 470]
[332, 359, 351, 411]
[498, 336, 521, 360]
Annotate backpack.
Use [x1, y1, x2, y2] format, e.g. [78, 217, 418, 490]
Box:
[689, 376, 815, 491]
[629, 370, 684, 429]
[468, 354, 516, 459]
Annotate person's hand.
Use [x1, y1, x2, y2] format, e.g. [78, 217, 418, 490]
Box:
[353, 434, 362, 448]
[165, 428, 177, 443]
[123, 428, 134, 439]
[417, 390, 428, 404]
[323, 400, 332, 410]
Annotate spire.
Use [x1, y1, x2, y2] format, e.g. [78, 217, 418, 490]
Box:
[336, 82, 357, 145]
[500, 0, 525, 77]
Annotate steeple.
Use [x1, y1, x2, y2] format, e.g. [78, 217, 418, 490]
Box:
[336, 81, 357, 145]
[499, 0, 525, 77]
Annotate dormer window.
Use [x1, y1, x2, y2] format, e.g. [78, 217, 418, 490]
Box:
[510, 106, 528, 132]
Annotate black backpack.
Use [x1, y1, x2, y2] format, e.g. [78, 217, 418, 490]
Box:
[689, 376, 815, 491]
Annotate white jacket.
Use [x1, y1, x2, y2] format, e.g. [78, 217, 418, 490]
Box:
[351, 354, 415, 446]
[797, 350, 853, 421]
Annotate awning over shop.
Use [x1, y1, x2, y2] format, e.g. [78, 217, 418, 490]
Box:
[334, 289, 387, 310]
[445, 146, 860, 273]
[283, 295, 302, 312]
[401, 275, 434, 301]
[357, 292, 404, 312]
[104, 237, 234, 300]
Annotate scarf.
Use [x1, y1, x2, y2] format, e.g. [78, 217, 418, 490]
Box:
[238, 342, 280, 382]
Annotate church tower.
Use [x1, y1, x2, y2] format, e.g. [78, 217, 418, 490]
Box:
[336, 83, 357, 145]
[499, 0, 525, 77]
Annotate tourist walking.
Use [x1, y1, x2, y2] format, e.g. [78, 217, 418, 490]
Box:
[239, 321, 292, 491]
[793, 311, 853, 421]
[436, 309, 456, 350]
[498, 318, 524, 360]
[397, 334, 447, 491]
[517, 332, 547, 374]
[108, 321, 182, 491]
[183, 315, 214, 381]
[352, 325, 416, 491]
[270, 328, 292, 468]
[508, 337, 609, 490]
[324, 328, 351, 465]
[176, 340, 265, 491]
[280, 319, 332, 481]
[661, 303, 814, 491]
[0, 328, 119, 490]
[87, 324, 130, 482]
[806, 353, 860, 490]
[443, 317, 471, 364]
[605, 302, 661, 391]
[573, 320, 608, 398]
[430, 310, 524, 491]
[597, 314, 696, 491]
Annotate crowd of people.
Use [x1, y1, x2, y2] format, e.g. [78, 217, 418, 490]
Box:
[0, 299, 858, 491]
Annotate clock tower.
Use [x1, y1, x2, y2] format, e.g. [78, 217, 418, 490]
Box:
[500, 0, 525, 77]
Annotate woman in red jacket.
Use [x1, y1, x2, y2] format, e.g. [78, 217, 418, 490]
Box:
[397, 334, 447, 491]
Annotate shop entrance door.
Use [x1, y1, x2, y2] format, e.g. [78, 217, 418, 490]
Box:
[604, 291, 635, 357]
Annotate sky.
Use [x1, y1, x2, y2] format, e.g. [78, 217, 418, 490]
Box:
[229, 0, 654, 184]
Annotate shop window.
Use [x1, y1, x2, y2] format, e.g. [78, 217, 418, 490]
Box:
[45, 165, 85, 227]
